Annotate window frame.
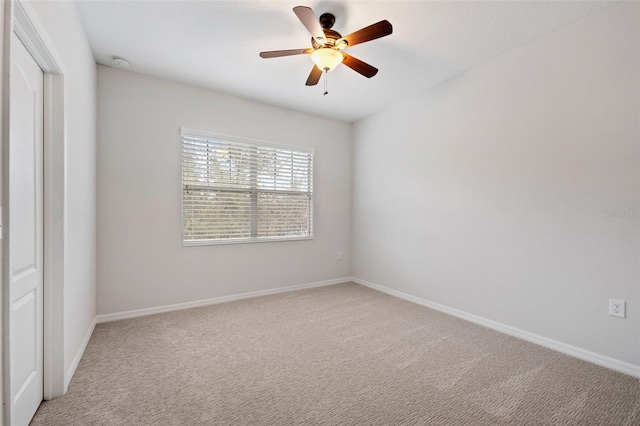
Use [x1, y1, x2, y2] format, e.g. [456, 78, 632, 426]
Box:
[180, 127, 315, 246]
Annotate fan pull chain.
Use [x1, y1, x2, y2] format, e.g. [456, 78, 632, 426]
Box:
[323, 68, 328, 96]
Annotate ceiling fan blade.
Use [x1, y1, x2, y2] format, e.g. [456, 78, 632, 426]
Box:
[260, 48, 313, 58]
[293, 6, 325, 42]
[341, 53, 378, 78]
[305, 65, 323, 86]
[340, 20, 392, 48]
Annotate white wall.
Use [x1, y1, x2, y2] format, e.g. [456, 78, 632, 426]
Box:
[29, 0, 97, 382]
[97, 66, 351, 315]
[352, 2, 639, 366]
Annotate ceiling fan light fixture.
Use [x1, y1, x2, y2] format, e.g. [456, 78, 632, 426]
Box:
[310, 48, 343, 71]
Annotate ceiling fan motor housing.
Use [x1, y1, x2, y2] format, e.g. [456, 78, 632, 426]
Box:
[310, 12, 345, 49]
[312, 28, 343, 49]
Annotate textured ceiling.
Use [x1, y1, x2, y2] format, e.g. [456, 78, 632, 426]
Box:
[75, 0, 613, 123]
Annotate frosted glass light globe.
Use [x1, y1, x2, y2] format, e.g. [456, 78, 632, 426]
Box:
[311, 48, 344, 72]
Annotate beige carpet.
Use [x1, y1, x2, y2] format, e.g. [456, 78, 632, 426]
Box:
[31, 283, 639, 425]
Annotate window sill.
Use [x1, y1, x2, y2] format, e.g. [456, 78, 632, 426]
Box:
[182, 236, 314, 247]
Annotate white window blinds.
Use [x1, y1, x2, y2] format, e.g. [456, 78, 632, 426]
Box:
[181, 129, 314, 245]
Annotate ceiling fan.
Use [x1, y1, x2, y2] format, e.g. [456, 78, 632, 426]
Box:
[259, 6, 392, 91]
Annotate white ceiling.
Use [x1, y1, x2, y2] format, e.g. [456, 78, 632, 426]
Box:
[75, 0, 613, 123]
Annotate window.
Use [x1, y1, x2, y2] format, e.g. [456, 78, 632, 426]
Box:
[181, 128, 314, 245]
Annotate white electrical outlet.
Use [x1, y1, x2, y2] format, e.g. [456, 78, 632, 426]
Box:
[609, 299, 626, 318]
[337, 251, 343, 260]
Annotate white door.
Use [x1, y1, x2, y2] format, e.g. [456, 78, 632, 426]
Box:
[9, 32, 44, 425]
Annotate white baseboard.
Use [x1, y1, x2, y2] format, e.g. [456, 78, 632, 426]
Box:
[96, 277, 351, 324]
[352, 277, 640, 379]
[64, 317, 97, 391]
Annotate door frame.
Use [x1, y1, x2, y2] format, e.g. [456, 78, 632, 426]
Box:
[2, 0, 66, 412]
